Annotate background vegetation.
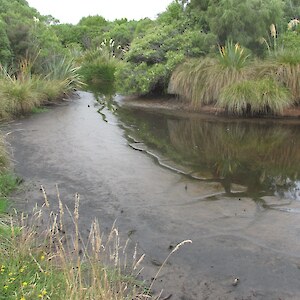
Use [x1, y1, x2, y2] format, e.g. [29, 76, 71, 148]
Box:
[0, 0, 299, 116]
[0, 1, 299, 299]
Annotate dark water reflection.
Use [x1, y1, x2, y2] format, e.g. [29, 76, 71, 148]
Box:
[119, 109, 300, 200]
[89, 85, 300, 202]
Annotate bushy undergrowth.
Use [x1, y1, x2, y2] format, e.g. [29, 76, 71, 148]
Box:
[78, 42, 120, 87]
[115, 23, 217, 96]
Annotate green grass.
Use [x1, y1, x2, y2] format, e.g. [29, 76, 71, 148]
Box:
[253, 51, 300, 104]
[217, 78, 293, 116]
[31, 107, 49, 114]
[0, 173, 19, 200]
[169, 42, 251, 108]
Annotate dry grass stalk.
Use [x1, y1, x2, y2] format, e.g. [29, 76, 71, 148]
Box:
[148, 240, 192, 293]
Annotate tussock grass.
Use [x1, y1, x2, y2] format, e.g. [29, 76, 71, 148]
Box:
[169, 42, 250, 109]
[254, 51, 300, 103]
[169, 44, 299, 114]
[169, 57, 249, 108]
[0, 78, 42, 116]
[217, 78, 292, 116]
[0, 55, 84, 120]
[32, 78, 66, 103]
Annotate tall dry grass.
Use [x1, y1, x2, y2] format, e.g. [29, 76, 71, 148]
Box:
[0, 187, 192, 299]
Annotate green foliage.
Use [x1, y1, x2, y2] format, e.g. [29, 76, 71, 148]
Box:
[116, 21, 216, 95]
[278, 31, 300, 51]
[53, 23, 87, 48]
[133, 18, 154, 38]
[42, 56, 84, 92]
[218, 40, 250, 69]
[0, 173, 18, 214]
[117, 51, 185, 95]
[0, 21, 11, 65]
[169, 42, 250, 107]
[78, 15, 108, 28]
[80, 61, 117, 85]
[78, 42, 121, 86]
[217, 78, 292, 115]
[103, 19, 138, 49]
[283, 1, 300, 25]
[0, 240, 66, 299]
[29, 22, 65, 62]
[189, 0, 284, 54]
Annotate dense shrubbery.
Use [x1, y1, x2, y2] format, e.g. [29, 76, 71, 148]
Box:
[115, 2, 217, 96]
[1, 0, 300, 116]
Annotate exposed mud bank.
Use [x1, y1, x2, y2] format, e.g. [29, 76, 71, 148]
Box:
[120, 95, 300, 120]
[5, 92, 300, 299]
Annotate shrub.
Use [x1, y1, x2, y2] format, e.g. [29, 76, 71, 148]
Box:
[116, 22, 216, 96]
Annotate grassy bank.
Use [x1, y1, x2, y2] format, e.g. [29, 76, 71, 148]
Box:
[169, 42, 300, 116]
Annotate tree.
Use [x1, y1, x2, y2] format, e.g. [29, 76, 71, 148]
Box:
[0, 21, 11, 65]
[188, 0, 284, 54]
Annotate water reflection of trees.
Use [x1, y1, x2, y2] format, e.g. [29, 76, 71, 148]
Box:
[119, 108, 300, 197]
[167, 119, 300, 195]
[88, 82, 118, 122]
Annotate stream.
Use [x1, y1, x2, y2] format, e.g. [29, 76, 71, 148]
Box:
[6, 90, 300, 300]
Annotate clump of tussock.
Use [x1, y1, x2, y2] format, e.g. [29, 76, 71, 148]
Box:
[217, 78, 292, 116]
[169, 41, 251, 109]
[254, 51, 300, 103]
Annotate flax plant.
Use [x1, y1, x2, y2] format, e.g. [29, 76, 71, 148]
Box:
[43, 56, 85, 93]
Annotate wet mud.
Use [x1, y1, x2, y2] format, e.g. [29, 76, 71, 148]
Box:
[5, 91, 300, 300]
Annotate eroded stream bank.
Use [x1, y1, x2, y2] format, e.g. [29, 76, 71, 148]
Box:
[6, 91, 300, 299]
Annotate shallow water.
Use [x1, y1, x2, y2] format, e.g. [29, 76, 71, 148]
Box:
[6, 91, 300, 299]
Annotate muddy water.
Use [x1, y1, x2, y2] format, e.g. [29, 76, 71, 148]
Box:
[6, 91, 300, 299]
